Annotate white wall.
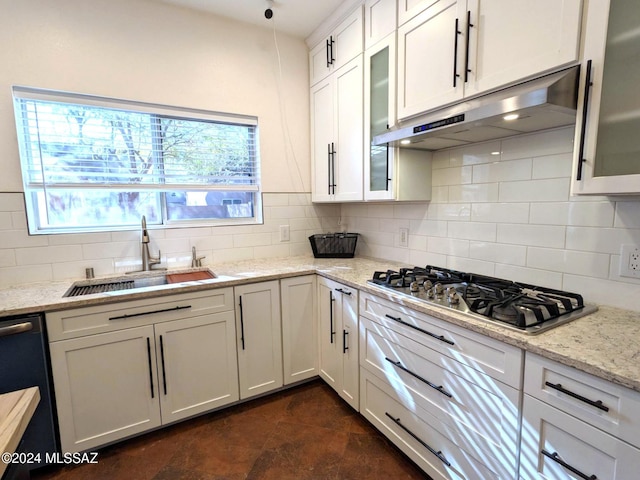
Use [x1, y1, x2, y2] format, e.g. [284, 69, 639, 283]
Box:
[0, 0, 336, 286]
[344, 127, 640, 312]
[0, 0, 310, 193]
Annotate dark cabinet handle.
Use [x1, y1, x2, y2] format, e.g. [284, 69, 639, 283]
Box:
[329, 291, 336, 344]
[109, 305, 191, 321]
[335, 288, 352, 296]
[453, 18, 461, 87]
[464, 11, 473, 82]
[328, 35, 335, 65]
[343, 329, 349, 354]
[327, 143, 332, 195]
[326, 38, 331, 67]
[385, 357, 452, 398]
[330, 142, 337, 194]
[239, 296, 245, 350]
[384, 314, 455, 346]
[542, 450, 597, 480]
[385, 144, 391, 191]
[545, 381, 609, 412]
[146, 337, 155, 399]
[385, 412, 451, 467]
[576, 60, 593, 181]
[159, 335, 167, 395]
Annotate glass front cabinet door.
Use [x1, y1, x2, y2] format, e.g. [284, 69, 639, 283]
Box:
[572, 0, 640, 195]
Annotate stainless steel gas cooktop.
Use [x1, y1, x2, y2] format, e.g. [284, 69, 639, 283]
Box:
[367, 265, 597, 335]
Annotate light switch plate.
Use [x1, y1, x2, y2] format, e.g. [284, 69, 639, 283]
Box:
[279, 225, 290, 242]
[399, 228, 409, 248]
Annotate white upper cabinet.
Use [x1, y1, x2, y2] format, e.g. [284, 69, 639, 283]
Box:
[571, 0, 640, 195]
[397, 0, 440, 27]
[397, 0, 583, 120]
[309, 7, 364, 86]
[364, 0, 397, 50]
[311, 56, 364, 202]
[364, 33, 432, 201]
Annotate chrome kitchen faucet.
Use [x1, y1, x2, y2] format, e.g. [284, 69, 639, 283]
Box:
[140, 215, 163, 271]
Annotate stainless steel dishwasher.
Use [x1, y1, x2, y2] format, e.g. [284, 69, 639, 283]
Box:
[0, 313, 59, 472]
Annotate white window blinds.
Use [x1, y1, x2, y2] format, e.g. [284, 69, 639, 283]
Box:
[12, 87, 261, 233]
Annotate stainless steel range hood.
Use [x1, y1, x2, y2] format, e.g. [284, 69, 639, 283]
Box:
[374, 66, 580, 151]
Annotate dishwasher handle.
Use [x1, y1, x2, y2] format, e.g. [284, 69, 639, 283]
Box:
[0, 322, 34, 338]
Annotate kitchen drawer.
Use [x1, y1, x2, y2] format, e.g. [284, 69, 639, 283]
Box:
[524, 352, 640, 448]
[360, 369, 505, 480]
[360, 316, 519, 475]
[520, 395, 640, 480]
[360, 292, 523, 388]
[46, 288, 234, 341]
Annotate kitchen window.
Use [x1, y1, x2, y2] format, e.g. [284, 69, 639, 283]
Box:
[12, 87, 261, 234]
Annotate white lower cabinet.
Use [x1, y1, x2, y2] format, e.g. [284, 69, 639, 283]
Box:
[318, 276, 359, 409]
[280, 275, 318, 385]
[234, 281, 283, 399]
[48, 289, 239, 453]
[359, 291, 522, 479]
[521, 352, 640, 479]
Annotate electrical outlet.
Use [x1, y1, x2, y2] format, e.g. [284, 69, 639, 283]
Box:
[399, 227, 409, 248]
[279, 225, 290, 242]
[620, 244, 640, 278]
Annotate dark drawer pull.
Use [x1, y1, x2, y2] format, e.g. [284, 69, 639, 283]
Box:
[384, 314, 454, 346]
[343, 329, 349, 354]
[385, 412, 451, 467]
[385, 357, 452, 398]
[542, 450, 597, 480]
[335, 288, 352, 296]
[545, 382, 609, 412]
[109, 305, 191, 321]
[146, 337, 154, 399]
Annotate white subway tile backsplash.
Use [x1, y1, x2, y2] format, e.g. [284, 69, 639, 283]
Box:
[427, 237, 469, 256]
[501, 127, 574, 160]
[432, 166, 472, 186]
[233, 232, 273, 248]
[450, 141, 501, 166]
[449, 183, 499, 203]
[469, 241, 527, 266]
[563, 274, 640, 311]
[0, 250, 16, 268]
[409, 249, 444, 267]
[262, 193, 289, 206]
[431, 186, 449, 203]
[15, 245, 83, 266]
[472, 158, 532, 183]
[527, 247, 610, 278]
[566, 227, 640, 254]
[0, 213, 12, 230]
[529, 202, 569, 225]
[408, 234, 427, 251]
[497, 224, 565, 248]
[0, 265, 52, 287]
[0, 193, 25, 211]
[0, 230, 49, 248]
[471, 203, 529, 224]
[410, 219, 448, 237]
[448, 221, 497, 242]
[11, 212, 27, 230]
[494, 264, 563, 289]
[614, 202, 640, 228]
[447, 257, 495, 276]
[428, 203, 471, 221]
[531, 152, 573, 179]
[499, 178, 570, 202]
[393, 203, 429, 220]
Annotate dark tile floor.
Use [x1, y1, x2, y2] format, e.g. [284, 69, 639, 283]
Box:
[33, 379, 429, 479]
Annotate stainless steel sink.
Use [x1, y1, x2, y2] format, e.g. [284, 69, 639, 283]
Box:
[63, 269, 216, 297]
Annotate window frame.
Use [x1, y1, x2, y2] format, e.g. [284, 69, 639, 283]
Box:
[12, 86, 263, 234]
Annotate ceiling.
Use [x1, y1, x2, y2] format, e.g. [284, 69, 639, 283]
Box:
[152, 0, 346, 38]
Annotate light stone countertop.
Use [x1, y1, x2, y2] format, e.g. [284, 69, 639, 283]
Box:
[1, 255, 639, 393]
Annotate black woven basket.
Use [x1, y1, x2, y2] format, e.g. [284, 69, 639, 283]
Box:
[309, 233, 359, 258]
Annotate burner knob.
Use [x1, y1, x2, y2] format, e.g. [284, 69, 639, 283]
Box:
[409, 281, 420, 293]
[434, 283, 444, 296]
[426, 287, 435, 298]
[423, 280, 433, 290]
[446, 286, 459, 304]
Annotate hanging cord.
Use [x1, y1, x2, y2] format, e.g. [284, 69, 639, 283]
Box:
[268, 15, 306, 193]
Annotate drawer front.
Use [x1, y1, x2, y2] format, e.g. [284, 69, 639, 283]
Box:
[360, 369, 504, 480]
[47, 288, 234, 341]
[520, 395, 640, 480]
[360, 292, 522, 387]
[360, 316, 519, 474]
[524, 352, 640, 448]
